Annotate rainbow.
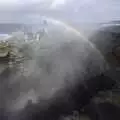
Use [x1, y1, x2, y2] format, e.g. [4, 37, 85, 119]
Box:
[44, 17, 99, 50]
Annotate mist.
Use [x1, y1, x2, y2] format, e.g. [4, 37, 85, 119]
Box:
[0, 0, 119, 119]
[0, 18, 108, 116]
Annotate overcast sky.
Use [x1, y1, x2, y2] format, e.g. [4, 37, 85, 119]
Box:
[0, 0, 120, 23]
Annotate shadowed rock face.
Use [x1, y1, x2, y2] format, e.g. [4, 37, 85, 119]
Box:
[89, 23, 120, 100]
[82, 101, 120, 120]
[97, 102, 120, 120]
[82, 23, 120, 120]
[0, 22, 117, 120]
[90, 22, 120, 67]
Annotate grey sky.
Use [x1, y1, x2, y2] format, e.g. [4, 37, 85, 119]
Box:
[0, 0, 120, 23]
